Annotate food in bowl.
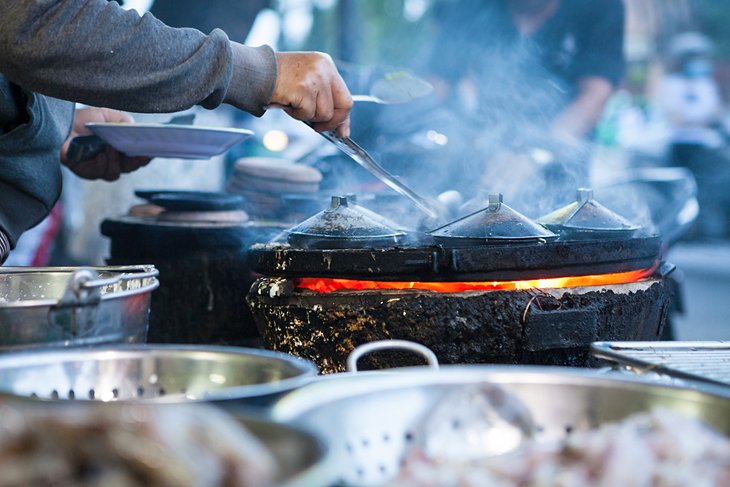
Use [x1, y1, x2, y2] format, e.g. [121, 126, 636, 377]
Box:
[0, 402, 277, 487]
[389, 408, 730, 487]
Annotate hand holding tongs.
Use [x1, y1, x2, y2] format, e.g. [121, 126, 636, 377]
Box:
[304, 71, 442, 219]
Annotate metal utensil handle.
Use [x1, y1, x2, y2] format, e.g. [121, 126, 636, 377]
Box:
[317, 129, 440, 219]
[347, 340, 440, 373]
[350, 94, 382, 103]
[77, 266, 160, 291]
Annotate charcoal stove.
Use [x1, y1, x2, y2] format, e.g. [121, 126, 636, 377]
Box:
[101, 190, 286, 346]
[247, 192, 673, 373]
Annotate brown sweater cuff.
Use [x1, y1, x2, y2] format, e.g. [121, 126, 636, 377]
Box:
[224, 43, 277, 117]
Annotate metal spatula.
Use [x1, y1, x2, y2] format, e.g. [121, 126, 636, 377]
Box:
[352, 71, 434, 104]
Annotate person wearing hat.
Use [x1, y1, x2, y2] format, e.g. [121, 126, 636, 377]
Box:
[659, 32, 729, 239]
[0, 0, 352, 264]
[660, 32, 724, 163]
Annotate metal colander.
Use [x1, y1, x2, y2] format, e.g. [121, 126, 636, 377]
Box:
[272, 366, 730, 487]
[0, 344, 317, 403]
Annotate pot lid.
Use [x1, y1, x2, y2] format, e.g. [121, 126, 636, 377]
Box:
[537, 188, 640, 233]
[287, 195, 406, 244]
[428, 193, 557, 242]
[136, 190, 245, 212]
[344, 194, 403, 231]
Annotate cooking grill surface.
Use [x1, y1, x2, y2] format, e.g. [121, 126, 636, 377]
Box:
[249, 235, 662, 281]
[591, 341, 730, 389]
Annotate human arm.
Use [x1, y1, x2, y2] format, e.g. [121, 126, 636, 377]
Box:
[551, 76, 615, 140]
[551, 0, 625, 140]
[0, 0, 351, 133]
[61, 108, 152, 181]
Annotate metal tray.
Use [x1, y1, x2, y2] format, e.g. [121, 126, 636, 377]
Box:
[591, 340, 730, 389]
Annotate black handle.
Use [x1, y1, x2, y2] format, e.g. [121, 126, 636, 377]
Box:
[66, 134, 108, 164]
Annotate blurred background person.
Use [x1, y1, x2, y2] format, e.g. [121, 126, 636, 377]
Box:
[428, 0, 625, 142]
[379, 0, 627, 215]
[658, 31, 730, 239]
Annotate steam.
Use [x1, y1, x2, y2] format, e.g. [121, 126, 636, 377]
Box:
[318, 4, 661, 235]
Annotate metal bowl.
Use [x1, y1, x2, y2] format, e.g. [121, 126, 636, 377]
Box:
[0, 266, 158, 350]
[0, 397, 326, 487]
[0, 344, 317, 405]
[241, 415, 328, 487]
[271, 366, 730, 486]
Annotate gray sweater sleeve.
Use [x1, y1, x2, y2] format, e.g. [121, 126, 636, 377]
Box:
[0, 229, 9, 264]
[0, 0, 277, 116]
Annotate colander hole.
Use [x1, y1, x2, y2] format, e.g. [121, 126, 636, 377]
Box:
[383, 433, 390, 443]
[345, 443, 353, 453]
[379, 465, 387, 473]
[136, 387, 145, 397]
[565, 425, 574, 435]
[536, 425, 545, 433]
[362, 438, 370, 448]
[89, 389, 95, 399]
[51, 390, 59, 399]
[357, 468, 365, 478]
[452, 419, 462, 430]
[68, 390, 75, 400]
[112, 388, 119, 399]
[404, 432, 414, 442]
[159, 388, 166, 396]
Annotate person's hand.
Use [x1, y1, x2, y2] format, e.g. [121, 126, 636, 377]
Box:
[270, 52, 353, 137]
[61, 107, 151, 181]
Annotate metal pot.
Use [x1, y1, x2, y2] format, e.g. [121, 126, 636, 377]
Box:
[241, 415, 328, 487]
[0, 266, 158, 350]
[272, 353, 730, 486]
[0, 344, 318, 406]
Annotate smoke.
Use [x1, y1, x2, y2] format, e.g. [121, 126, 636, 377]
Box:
[325, 2, 659, 235]
[335, 8, 589, 227]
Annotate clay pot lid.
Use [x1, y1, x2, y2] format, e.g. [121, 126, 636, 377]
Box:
[538, 188, 640, 238]
[287, 196, 406, 248]
[429, 193, 557, 244]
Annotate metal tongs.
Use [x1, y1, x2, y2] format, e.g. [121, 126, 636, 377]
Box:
[315, 129, 441, 219]
[310, 71, 443, 219]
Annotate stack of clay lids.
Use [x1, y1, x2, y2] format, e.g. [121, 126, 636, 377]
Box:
[227, 157, 322, 219]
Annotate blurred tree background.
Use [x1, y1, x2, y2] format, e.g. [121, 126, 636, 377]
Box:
[278, 0, 434, 68]
[273, 0, 730, 99]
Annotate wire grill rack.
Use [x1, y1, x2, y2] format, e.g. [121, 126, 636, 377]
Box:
[591, 341, 730, 389]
